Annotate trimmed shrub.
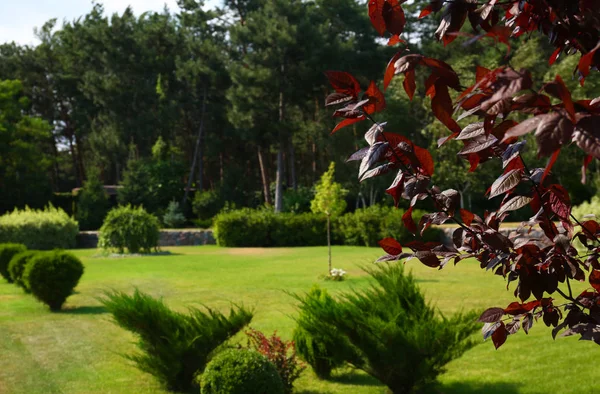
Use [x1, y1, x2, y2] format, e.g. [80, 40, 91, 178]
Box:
[0, 205, 78, 250]
[336, 206, 442, 246]
[163, 201, 186, 229]
[293, 264, 479, 393]
[98, 205, 160, 254]
[214, 207, 442, 247]
[23, 251, 84, 311]
[214, 209, 326, 247]
[0, 243, 27, 282]
[293, 287, 363, 379]
[246, 328, 305, 394]
[101, 289, 253, 392]
[8, 250, 38, 291]
[200, 349, 284, 394]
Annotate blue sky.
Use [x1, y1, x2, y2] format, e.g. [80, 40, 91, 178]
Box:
[0, 0, 220, 46]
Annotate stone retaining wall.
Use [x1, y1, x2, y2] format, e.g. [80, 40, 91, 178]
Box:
[77, 229, 216, 249]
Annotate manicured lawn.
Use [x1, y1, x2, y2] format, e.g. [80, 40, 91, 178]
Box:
[0, 246, 598, 394]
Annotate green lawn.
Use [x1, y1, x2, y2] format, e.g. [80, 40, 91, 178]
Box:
[1, 246, 598, 394]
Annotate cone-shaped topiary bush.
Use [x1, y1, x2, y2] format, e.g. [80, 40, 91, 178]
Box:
[200, 349, 284, 394]
[293, 263, 479, 393]
[8, 250, 38, 291]
[0, 243, 27, 282]
[23, 250, 84, 311]
[101, 289, 253, 392]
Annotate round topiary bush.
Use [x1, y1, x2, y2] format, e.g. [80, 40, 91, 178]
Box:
[8, 250, 38, 291]
[201, 349, 284, 394]
[23, 251, 84, 311]
[98, 205, 160, 254]
[0, 243, 27, 282]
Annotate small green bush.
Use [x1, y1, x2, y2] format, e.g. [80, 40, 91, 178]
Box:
[0, 205, 78, 250]
[8, 250, 38, 291]
[23, 251, 84, 311]
[98, 205, 160, 254]
[163, 201, 186, 229]
[0, 243, 27, 282]
[293, 264, 479, 393]
[101, 289, 253, 392]
[200, 349, 284, 394]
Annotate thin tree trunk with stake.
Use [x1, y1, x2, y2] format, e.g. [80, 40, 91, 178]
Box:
[327, 213, 332, 275]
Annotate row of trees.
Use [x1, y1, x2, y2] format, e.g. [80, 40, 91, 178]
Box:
[1, 0, 599, 219]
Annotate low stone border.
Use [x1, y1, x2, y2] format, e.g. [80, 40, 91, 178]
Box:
[77, 229, 215, 249]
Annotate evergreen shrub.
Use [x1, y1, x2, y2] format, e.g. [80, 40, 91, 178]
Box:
[293, 264, 479, 393]
[0, 205, 78, 250]
[98, 205, 160, 254]
[8, 250, 38, 291]
[0, 243, 27, 282]
[101, 289, 253, 392]
[23, 250, 84, 311]
[200, 349, 284, 394]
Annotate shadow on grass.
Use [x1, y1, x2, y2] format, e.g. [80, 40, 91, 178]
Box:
[330, 371, 381, 387]
[430, 381, 520, 394]
[60, 305, 108, 315]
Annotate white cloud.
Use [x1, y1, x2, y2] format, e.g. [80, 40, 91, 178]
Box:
[0, 0, 221, 46]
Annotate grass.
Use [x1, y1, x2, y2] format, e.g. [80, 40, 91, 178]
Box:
[0, 245, 598, 394]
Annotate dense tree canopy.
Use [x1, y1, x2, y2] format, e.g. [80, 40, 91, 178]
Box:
[0, 0, 599, 221]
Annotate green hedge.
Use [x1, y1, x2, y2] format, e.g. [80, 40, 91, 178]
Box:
[214, 209, 327, 247]
[0, 206, 78, 250]
[98, 205, 160, 254]
[214, 207, 442, 247]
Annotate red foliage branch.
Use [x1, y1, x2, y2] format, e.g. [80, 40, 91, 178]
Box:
[327, 0, 600, 348]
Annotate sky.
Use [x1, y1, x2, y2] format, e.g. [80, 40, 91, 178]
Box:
[0, 0, 220, 46]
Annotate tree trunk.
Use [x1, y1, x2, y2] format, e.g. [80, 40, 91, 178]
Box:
[312, 141, 317, 182]
[182, 85, 207, 206]
[219, 152, 224, 183]
[327, 214, 332, 275]
[74, 133, 85, 185]
[289, 141, 297, 191]
[275, 144, 284, 212]
[274, 67, 285, 213]
[257, 146, 272, 206]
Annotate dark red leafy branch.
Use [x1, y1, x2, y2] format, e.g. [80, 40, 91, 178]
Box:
[325, 0, 600, 348]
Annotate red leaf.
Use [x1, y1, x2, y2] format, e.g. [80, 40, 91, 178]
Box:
[368, 0, 386, 36]
[387, 35, 405, 46]
[460, 209, 475, 226]
[492, 321, 507, 349]
[548, 184, 571, 220]
[378, 237, 403, 255]
[419, 5, 433, 19]
[324, 71, 361, 98]
[422, 57, 461, 91]
[549, 47, 562, 65]
[415, 251, 441, 268]
[589, 270, 600, 292]
[414, 146, 434, 176]
[542, 149, 560, 183]
[403, 69, 416, 100]
[384, 52, 404, 91]
[363, 81, 386, 114]
[468, 154, 480, 172]
[544, 75, 575, 123]
[382, 0, 406, 36]
[504, 300, 540, 315]
[478, 307, 504, 323]
[578, 44, 600, 86]
[431, 81, 461, 134]
[403, 206, 417, 234]
[386, 171, 405, 207]
[331, 117, 365, 134]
